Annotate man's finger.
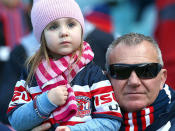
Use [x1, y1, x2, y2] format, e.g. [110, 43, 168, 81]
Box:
[31, 123, 51, 131]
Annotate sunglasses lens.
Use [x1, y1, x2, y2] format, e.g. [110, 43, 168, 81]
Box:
[136, 63, 162, 79]
[109, 63, 162, 80]
[109, 65, 132, 79]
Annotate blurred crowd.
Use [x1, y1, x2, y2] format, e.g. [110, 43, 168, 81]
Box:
[0, 0, 175, 130]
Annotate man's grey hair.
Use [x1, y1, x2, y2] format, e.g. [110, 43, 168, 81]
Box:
[105, 33, 164, 70]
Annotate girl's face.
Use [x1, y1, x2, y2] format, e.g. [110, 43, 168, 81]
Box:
[44, 18, 82, 59]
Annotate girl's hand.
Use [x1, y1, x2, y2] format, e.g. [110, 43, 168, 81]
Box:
[55, 126, 71, 131]
[48, 85, 68, 106]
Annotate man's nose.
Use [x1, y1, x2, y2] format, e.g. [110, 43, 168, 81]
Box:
[127, 71, 141, 87]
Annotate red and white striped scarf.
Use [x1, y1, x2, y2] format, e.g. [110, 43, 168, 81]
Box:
[35, 41, 94, 122]
[121, 85, 171, 131]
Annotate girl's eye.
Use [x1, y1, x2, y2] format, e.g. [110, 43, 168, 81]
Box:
[48, 24, 58, 30]
[68, 22, 75, 28]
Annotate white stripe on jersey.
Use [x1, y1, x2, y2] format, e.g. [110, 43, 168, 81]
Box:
[72, 85, 90, 92]
[69, 115, 92, 122]
[15, 80, 26, 87]
[29, 86, 41, 94]
[91, 80, 111, 91]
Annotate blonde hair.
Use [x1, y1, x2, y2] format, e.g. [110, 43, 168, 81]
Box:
[25, 33, 83, 86]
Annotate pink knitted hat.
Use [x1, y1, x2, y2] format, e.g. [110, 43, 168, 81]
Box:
[31, 0, 85, 42]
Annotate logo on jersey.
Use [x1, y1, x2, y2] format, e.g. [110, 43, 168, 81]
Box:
[95, 92, 119, 111]
[76, 96, 91, 118]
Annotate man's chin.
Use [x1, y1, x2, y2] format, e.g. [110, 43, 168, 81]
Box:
[122, 101, 147, 112]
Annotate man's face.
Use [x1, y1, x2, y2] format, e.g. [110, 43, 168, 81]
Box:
[108, 41, 167, 112]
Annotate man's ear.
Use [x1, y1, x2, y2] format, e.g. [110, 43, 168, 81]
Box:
[160, 69, 167, 89]
[103, 70, 111, 80]
[103, 70, 107, 75]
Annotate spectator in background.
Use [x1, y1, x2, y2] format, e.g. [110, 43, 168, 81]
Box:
[154, 0, 175, 89]
[111, 0, 156, 36]
[0, 0, 29, 80]
[85, 28, 114, 70]
[130, 0, 155, 22]
[0, 0, 36, 126]
[0, 0, 29, 49]
[85, 2, 116, 70]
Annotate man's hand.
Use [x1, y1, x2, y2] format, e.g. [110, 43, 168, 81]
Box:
[31, 123, 51, 131]
[55, 126, 71, 131]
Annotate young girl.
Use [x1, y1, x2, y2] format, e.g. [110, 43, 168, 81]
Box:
[7, 0, 122, 130]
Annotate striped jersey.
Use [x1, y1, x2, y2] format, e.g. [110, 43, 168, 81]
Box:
[8, 62, 122, 126]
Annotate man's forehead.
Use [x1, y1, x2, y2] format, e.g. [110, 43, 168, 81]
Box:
[109, 41, 158, 64]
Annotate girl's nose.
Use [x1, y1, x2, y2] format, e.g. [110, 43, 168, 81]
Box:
[59, 26, 69, 37]
[60, 32, 68, 37]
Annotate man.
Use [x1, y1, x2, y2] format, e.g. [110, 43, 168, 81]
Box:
[106, 33, 175, 130]
[31, 33, 175, 130]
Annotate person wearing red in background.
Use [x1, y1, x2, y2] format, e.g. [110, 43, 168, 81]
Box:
[85, 2, 116, 70]
[0, 0, 29, 81]
[154, 0, 175, 89]
[0, 0, 29, 49]
[0, 0, 30, 126]
[0, 0, 38, 126]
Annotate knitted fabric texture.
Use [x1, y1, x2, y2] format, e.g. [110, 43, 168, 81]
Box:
[31, 0, 85, 43]
[35, 41, 94, 122]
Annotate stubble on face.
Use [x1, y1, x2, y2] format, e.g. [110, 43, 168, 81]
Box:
[109, 41, 166, 112]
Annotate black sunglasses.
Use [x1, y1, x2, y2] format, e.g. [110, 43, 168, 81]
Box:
[108, 63, 162, 80]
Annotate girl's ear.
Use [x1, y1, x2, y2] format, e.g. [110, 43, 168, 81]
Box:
[160, 69, 167, 90]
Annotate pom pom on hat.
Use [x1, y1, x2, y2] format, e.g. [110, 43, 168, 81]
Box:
[31, 0, 84, 42]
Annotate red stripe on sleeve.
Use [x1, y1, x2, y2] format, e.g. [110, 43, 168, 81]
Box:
[91, 86, 113, 96]
[93, 111, 122, 118]
[74, 91, 91, 98]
